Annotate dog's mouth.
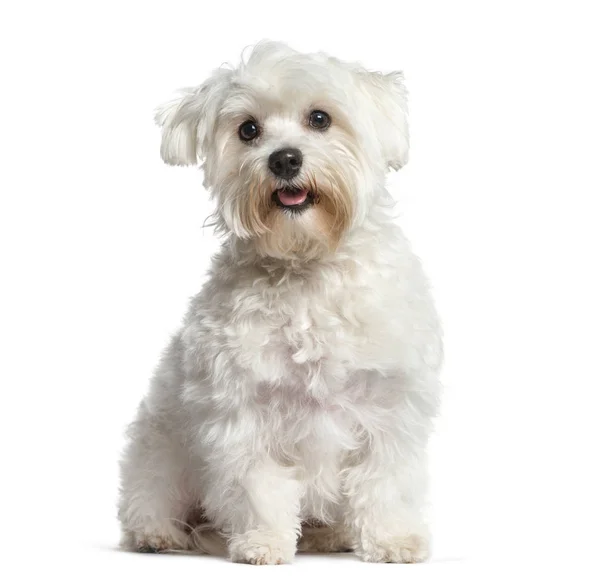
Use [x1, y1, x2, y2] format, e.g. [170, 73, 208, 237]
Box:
[272, 188, 316, 212]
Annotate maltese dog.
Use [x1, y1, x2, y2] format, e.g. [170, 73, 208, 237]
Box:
[118, 41, 442, 564]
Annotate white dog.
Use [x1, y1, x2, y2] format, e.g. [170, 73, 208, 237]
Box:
[118, 41, 442, 564]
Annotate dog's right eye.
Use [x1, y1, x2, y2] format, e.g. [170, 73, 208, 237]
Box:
[239, 120, 260, 142]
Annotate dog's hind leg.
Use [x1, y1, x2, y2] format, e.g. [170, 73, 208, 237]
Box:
[118, 403, 193, 553]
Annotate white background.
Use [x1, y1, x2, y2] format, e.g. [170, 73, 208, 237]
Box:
[1, 1, 599, 582]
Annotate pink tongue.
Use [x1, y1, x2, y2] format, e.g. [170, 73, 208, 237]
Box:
[278, 189, 308, 206]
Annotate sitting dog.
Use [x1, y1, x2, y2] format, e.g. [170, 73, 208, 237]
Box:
[118, 41, 442, 564]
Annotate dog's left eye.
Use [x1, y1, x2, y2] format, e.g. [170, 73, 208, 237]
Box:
[239, 120, 260, 142]
[309, 110, 331, 130]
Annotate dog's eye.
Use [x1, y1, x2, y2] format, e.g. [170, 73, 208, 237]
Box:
[308, 110, 331, 130]
[239, 120, 260, 142]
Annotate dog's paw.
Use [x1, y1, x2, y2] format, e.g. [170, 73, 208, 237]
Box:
[121, 527, 188, 553]
[228, 530, 295, 565]
[357, 533, 430, 563]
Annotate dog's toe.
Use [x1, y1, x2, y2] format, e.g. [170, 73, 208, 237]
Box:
[358, 533, 430, 563]
[228, 531, 295, 565]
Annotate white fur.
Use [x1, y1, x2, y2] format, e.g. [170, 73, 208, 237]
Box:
[119, 41, 442, 564]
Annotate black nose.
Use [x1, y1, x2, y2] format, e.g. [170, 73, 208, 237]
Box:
[268, 148, 303, 179]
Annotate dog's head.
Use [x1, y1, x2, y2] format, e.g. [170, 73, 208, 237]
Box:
[157, 42, 409, 260]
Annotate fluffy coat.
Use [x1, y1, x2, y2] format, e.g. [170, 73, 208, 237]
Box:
[118, 41, 442, 564]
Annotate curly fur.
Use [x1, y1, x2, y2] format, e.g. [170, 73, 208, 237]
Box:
[118, 41, 442, 564]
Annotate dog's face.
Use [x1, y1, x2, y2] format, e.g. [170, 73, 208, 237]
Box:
[157, 42, 409, 260]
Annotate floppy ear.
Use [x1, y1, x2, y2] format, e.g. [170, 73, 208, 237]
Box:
[357, 70, 410, 170]
[155, 69, 231, 166]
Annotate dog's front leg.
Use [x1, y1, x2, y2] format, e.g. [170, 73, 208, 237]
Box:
[205, 457, 302, 564]
[344, 443, 431, 563]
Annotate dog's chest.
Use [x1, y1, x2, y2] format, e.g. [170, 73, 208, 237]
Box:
[230, 271, 397, 392]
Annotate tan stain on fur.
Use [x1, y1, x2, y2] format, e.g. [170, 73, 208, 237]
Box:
[246, 168, 354, 261]
[131, 531, 184, 553]
[238, 175, 272, 237]
[307, 169, 354, 249]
